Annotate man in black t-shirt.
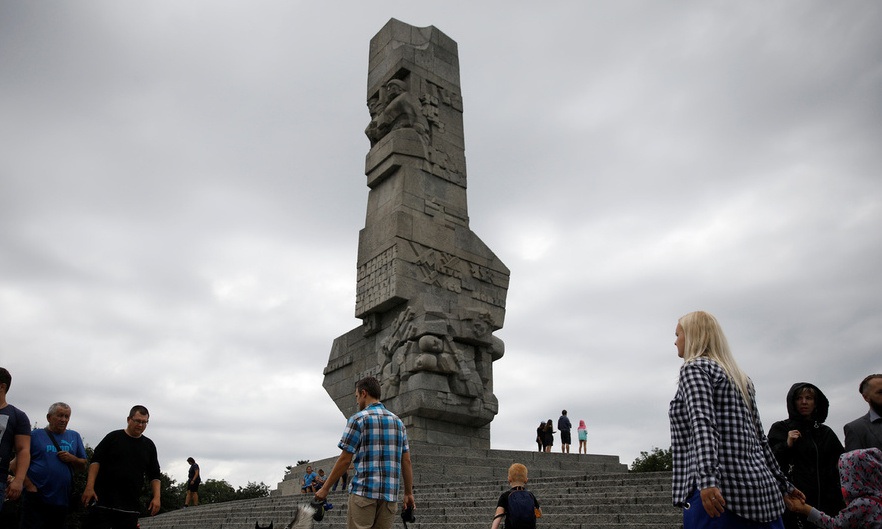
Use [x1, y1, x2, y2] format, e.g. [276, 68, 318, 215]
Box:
[82, 405, 161, 529]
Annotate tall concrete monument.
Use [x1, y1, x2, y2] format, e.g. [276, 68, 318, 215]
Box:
[323, 19, 510, 449]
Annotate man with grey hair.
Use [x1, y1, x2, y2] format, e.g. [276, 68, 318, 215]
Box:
[16, 402, 88, 528]
[844, 374, 882, 451]
[0, 366, 31, 512]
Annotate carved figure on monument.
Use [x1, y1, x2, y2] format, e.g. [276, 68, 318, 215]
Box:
[373, 79, 431, 148]
[324, 19, 510, 449]
[364, 95, 385, 147]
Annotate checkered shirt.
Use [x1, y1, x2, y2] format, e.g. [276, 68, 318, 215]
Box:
[669, 357, 792, 522]
[338, 402, 409, 502]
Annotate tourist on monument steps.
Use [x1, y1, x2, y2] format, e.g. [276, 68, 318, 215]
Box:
[541, 420, 555, 453]
[184, 457, 200, 507]
[557, 410, 571, 454]
[535, 422, 544, 452]
[300, 465, 317, 494]
[313, 469, 327, 490]
[669, 311, 804, 528]
[314, 376, 414, 529]
[490, 463, 540, 529]
[577, 419, 588, 454]
[768, 383, 845, 529]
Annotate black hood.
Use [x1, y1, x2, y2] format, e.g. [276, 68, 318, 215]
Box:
[785, 382, 830, 423]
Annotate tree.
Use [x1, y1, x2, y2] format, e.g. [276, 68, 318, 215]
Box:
[630, 446, 673, 472]
[198, 478, 238, 504]
[237, 481, 271, 500]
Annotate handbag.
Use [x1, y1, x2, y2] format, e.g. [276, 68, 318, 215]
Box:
[44, 429, 79, 512]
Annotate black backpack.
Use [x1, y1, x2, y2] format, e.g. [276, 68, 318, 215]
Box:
[504, 489, 537, 529]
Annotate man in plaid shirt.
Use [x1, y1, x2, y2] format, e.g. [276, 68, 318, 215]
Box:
[315, 376, 415, 529]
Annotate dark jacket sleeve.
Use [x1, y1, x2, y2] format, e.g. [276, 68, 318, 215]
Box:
[767, 420, 792, 469]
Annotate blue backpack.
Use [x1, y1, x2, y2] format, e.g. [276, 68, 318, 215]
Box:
[505, 489, 537, 529]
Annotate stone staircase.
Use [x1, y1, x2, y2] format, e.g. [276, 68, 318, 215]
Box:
[139, 446, 682, 529]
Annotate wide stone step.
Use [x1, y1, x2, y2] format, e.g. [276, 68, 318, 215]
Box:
[139, 471, 681, 529]
[404, 511, 682, 524]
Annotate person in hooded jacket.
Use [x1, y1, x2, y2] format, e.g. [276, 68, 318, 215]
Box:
[769, 382, 845, 529]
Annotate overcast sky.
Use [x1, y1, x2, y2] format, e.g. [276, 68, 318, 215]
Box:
[2, 2, 880, 490]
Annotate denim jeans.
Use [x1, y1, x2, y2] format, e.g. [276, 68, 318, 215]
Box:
[683, 489, 785, 529]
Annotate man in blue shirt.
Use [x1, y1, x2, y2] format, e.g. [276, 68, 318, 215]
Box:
[314, 377, 415, 529]
[18, 402, 88, 528]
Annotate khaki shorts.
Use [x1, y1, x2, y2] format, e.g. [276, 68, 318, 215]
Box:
[347, 494, 398, 529]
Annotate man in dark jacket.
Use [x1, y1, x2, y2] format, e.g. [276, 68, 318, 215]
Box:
[768, 382, 844, 529]
[843, 373, 882, 451]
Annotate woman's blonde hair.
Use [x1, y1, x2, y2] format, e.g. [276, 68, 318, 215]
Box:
[679, 311, 752, 409]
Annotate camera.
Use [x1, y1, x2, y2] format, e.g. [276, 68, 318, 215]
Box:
[401, 506, 415, 523]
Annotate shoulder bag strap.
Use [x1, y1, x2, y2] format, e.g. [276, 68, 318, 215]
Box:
[44, 428, 75, 482]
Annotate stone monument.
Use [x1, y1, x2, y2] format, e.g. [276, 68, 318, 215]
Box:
[322, 18, 510, 449]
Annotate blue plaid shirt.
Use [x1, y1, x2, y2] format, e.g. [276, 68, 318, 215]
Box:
[670, 358, 792, 522]
[338, 402, 409, 502]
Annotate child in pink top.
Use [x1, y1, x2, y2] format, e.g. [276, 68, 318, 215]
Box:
[785, 448, 882, 528]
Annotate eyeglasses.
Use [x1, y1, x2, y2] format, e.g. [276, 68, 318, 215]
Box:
[130, 418, 149, 425]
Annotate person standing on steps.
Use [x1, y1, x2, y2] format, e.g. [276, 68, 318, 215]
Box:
[557, 410, 572, 454]
[577, 419, 588, 454]
[491, 463, 541, 529]
[184, 457, 200, 507]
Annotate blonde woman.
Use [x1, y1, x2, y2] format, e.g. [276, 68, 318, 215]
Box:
[669, 311, 804, 528]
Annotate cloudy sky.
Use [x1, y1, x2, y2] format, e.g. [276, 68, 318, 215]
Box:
[2, 2, 880, 490]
